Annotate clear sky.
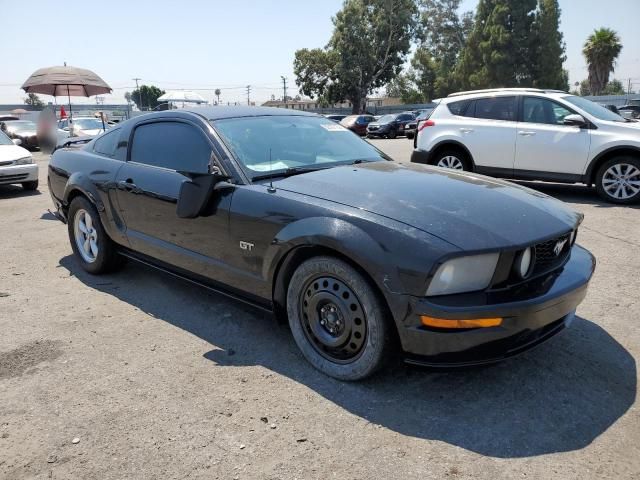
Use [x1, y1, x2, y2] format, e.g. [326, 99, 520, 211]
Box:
[1, 0, 638, 105]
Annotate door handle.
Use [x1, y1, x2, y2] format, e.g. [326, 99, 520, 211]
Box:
[460, 128, 474, 133]
[118, 179, 137, 191]
[518, 131, 536, 136]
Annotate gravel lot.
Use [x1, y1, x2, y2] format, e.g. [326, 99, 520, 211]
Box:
[1, 142, 639, 479]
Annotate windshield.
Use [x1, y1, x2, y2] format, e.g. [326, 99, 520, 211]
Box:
[3, 120, 36, 132]
[563, 96, 626, 122]
[377, 114, 396, 124]
[212, 115, 386, 179]
[74, 118, 105, 130]
[0, 130, 13, 145]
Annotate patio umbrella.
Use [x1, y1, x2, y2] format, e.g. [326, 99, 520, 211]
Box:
[21, 64, 112, 122]
[157, 90, 206, 106]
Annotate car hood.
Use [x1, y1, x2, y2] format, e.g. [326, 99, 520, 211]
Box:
[0, 144, 31, 162]
[274, 162, 581, 250]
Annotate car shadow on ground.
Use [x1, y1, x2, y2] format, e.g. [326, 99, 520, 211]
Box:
[0, 185, 41, 199]
[515, 181, 640, 209]
[59, 255, 636, 459]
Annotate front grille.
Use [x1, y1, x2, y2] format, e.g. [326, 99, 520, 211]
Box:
[0, 173, 28, 183]
[533, 233, 572, 275]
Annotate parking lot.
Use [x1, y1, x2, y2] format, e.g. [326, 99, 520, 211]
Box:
[1, 142, 639, 479]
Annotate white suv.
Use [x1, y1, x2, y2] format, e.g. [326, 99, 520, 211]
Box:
[412, 88, 640, 204]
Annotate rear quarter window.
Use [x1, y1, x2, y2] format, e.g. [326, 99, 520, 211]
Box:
[447, 100, 472, 116]
[93, 129, 120, 157]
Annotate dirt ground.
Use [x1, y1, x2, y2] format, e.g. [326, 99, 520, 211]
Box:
[1, 145, 639, 479]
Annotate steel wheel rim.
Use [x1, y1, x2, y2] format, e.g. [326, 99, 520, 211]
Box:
[73, 209, 98, 263]
[602, 163, 640, 200]
[299, 275, 367, 364]
[437, 155, 464, 170]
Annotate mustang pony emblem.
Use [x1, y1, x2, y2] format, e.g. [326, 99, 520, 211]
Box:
[554, 238, 568, 256]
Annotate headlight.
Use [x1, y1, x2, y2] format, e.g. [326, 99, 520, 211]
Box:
[514, 247, 534, 279]
[426, 253, 500, 296]
[15, 156, 33, 165]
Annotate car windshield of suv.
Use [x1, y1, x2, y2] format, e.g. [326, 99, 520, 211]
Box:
[563, 95, 626, 122]
[4, 120, 36, 133]
[74, 118, 104, 130]
[377, 114, 396, 124]
[0, 130, 13, 145]
[213, 115, 385, 178]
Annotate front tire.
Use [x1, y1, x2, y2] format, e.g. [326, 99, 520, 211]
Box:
[22, 180, 39, 191]
[287, 256, 392, 381]
[595, 156, 640, 204]
[67, 196, 123, 274]
[388, 129, 397, 139]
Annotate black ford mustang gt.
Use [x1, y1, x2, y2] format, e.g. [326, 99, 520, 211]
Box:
[48, 106, 595, 380]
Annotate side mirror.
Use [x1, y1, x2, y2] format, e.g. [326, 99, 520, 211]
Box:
[176, 171, 232, 218]
[12, 138, 22, 146]
[563, 114, 587, 127]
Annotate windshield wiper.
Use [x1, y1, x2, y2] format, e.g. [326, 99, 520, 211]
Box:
[251, 165, 330, 182]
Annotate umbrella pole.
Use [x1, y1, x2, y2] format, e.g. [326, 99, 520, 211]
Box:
[67, 85, 72, 123]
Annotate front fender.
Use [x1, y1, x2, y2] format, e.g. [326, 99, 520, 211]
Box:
[264, 217, 405, 297]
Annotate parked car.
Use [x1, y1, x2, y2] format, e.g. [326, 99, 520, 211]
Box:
[0, 120, 39, 150]
[405, 108, 434, 140]
[0, 130, 38, 190]
[47, 106, 595, 380]
[412, 88, 640, 204]
[58, 117, 108, 137]
[324, 114, 347, 123]
[618, 105, 640, 119]
[600, 104, 620, 114]
[366, 112, 416, 138]
[339, 114, 375, 136]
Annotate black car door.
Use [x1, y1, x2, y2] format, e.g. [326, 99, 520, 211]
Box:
[114, 119, 235, 280]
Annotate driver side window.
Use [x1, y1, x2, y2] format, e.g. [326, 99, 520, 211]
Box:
[130, 121, 211, 173]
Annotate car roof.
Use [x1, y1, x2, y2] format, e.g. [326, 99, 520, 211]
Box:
[180, 106, 320, 121]
[443, 88, 569, 102]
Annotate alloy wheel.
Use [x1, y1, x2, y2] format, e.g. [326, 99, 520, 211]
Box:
[437, 155, 464, 170]
[299, 275, 367, 363]
[73, 208, 99, 263]
[602, 163, 640, 200]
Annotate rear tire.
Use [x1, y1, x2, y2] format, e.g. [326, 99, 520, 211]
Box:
[431, 148, 470, 171]
[286, 256, 392, 381]
[595, 156, 640, 204]
[67, 196, 123, 274]
[22, 180, 39, 191]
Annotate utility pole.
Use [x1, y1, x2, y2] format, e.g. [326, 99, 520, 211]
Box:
[133, 78, 142, 110]
[246, 85, 251, 106]
[628, 78, 633, 100]
[281, 76, 288, 107]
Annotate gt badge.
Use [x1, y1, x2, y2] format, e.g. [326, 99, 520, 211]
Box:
[240, 241, 254, 251]
[554, 238, 568, 256]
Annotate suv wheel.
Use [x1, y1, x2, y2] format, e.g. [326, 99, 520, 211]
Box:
[387, 129, 397, 139]
[68, 196, 123, 274]
[595, 156, 640, 204]
[432, 149, 469, 171]
[286, 256, 392, 381]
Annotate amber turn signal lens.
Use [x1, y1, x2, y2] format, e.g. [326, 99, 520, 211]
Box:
[420, 316, 503, 329]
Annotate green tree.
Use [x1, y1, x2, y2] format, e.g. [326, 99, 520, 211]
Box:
[456, 0, 538, 89]
[214, 88, 221, 104]
[24, 93, 44, 107]
[415, 0, 473, 97]
[582, 28, 623, 95]
[124, 91, 132, 105]
[131, 85, 165, 110]
[294, 0, 417, 113]
[602, 79, 625, 95]
[579, 79, 590, 96]
[532, 0, 567, 90]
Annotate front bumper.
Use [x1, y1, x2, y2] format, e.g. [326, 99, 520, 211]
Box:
[398, 245, 595, 367]
[367, 127, 390, 137]
[0, 163, 38, 185]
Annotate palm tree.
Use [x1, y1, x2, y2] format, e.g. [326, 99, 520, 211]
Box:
[214, 88, 221, 105]
[582, 28, 622, 95]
